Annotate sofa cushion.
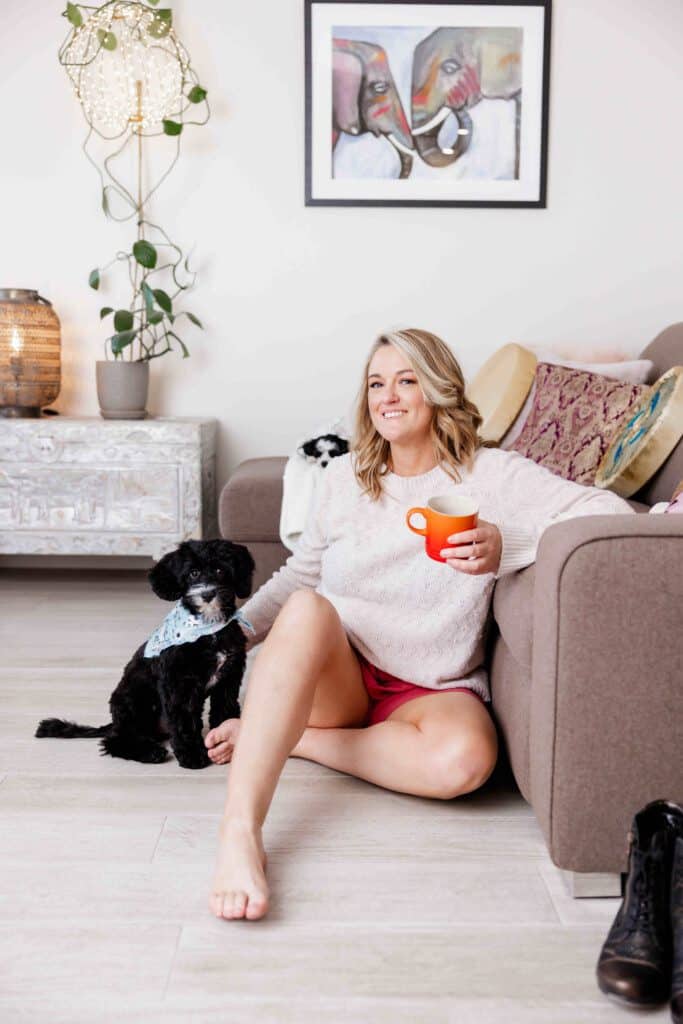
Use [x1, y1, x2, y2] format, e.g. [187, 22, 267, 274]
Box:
[595, 367, 683, 498]
[492, 562, 535, 673]
[465, 343, 538, 443]
[489, 633, 533, 804]
[501, 354, 654, 450]
[510, 362, 650, 485]
[633, 323, 683, 505]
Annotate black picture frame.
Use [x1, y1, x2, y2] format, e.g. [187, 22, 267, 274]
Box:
[305, 0, 552, 207]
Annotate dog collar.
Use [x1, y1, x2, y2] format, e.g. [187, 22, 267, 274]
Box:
[143, 603, 254, 659]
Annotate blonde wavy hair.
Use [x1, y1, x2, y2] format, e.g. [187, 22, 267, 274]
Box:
[351, 328, 495, 501]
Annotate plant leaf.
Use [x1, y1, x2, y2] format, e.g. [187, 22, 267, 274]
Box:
[66, 3, 82, 28]
[97, 28, 117, 50]
[148, 311, 164, 325]
[99, 306, 114, 320]
[133, 240, 157, 269]
[187, 85, 207, 104]
[162, 119, 182, 136]
[176, 311, 203, 328]
[153, 289, 172, 313]
[169, 331, 190, 358]
[146, 0, 160, 4]
[114, 309, 134, 332]
[88, 268, 100, 290]
[147, 9, 171, 38]
[101, 188, 111, 217]
[110, 329, 138, 355]
[141, 281, 155, 315]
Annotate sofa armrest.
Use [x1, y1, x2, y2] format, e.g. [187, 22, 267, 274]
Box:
[529, 513, 683, 872]
[219, 457, 287, 541]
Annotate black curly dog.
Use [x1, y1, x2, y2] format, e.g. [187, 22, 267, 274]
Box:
[35, 539, 255, 769]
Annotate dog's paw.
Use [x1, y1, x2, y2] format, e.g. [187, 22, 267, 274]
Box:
[176, 749, 212, 770]
[145, 745, 171, 764]
[99, 735, 170, 764]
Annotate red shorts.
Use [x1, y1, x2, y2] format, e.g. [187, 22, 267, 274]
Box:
[355, 651, 489, 727]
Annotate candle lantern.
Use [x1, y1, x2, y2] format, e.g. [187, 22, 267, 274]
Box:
[0, 289, 61, 417]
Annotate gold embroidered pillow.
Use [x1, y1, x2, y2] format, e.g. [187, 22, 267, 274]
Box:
[510, 362, 650, 485]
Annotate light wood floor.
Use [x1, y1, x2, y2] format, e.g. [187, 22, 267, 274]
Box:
[0, 569, 671, 1022]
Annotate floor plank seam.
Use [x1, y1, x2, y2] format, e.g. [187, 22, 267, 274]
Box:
[160, 924, 183, 1003]
[534, 861, 563, 924]
[149, 815, 168, 863]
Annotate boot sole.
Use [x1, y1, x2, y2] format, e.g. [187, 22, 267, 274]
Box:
[598, 975, 668, 1009]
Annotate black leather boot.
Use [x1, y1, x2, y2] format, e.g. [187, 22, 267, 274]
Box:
[596, 799, 683, 1008]
[671, 835, 683, 1024]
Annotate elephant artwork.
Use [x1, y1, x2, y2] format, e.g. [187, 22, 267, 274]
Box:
[411, 27, 523, 177]
[332, 38, 415, 179]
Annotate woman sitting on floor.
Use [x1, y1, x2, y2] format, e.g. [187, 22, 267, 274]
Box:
[207, 327, 633, 921]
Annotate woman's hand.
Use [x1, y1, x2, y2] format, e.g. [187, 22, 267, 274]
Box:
[440, 518, 502, 576]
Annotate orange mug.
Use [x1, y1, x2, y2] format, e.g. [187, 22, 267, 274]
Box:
[406, 495, 479, 564]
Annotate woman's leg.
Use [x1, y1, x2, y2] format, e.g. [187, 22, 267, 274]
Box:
[209, 589, 367, 921]
[292, 689, 498, 798]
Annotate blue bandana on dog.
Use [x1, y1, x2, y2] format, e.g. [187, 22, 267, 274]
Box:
[143, 603, 254, 659]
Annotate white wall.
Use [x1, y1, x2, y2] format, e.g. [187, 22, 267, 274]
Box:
[3, 0, 682, 492]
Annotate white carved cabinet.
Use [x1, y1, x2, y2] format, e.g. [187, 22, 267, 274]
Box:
[0, 417, 217, 559]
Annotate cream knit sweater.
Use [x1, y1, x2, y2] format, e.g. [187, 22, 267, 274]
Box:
[240, 448, 635, 702]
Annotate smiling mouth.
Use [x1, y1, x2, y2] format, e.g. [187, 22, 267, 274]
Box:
[382, 410, 407, 418]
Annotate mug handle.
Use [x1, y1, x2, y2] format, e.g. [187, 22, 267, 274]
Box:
[406, 507, 429, 536]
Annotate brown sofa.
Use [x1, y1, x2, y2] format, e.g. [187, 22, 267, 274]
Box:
[219, 324, 683, 895]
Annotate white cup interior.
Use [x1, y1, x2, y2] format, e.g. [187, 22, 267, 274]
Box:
[428, 495, 479, 517]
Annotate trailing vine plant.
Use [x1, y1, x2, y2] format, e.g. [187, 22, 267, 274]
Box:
[59, 0, 209, 360]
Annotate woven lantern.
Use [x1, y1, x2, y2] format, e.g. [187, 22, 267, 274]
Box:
[0, 289, 61, 417]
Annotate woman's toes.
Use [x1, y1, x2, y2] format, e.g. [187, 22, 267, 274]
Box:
[209, 892, 225, 917]
[207, 740, 229, 762]
[205, 727, 223, 749]
[230, 891, 248, 918]
[245, 896, 268, 920]
[205, 720, 240, 750]
[220, 891, 247, 919]
[216, 743, 235, 764]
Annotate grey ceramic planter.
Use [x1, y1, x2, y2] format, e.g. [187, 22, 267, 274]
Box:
[96, 360, 149, 420]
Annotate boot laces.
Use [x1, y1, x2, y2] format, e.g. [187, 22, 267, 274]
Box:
[623, 856, 658, 936]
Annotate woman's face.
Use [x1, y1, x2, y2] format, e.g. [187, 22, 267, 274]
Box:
[367, 344, 433, 445]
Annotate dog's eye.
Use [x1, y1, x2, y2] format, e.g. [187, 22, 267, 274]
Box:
[215, 568, 224, 578]
[189, 569, 200, 580]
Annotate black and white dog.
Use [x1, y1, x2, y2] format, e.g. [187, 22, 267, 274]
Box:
[297, 433, 349, 468]
[35, 539, 255, 769]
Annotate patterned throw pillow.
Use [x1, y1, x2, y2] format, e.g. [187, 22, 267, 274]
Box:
[509, 362, 651, 485]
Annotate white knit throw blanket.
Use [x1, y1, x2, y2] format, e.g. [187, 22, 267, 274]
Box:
[279, 412, 352, 551]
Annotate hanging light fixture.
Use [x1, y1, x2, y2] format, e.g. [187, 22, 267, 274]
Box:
[61, 2, 190, 138]
[0, 290, 61, 417]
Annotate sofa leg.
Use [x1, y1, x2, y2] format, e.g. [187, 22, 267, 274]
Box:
[561, 870, 621, 899]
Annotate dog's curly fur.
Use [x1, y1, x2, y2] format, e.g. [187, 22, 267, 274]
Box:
[35, 539, 255, 769]
[297, 433, 349, 468]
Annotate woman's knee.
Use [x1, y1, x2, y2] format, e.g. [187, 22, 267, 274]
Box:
[429, 733, 499, 800]
[277, 590, 340, 631]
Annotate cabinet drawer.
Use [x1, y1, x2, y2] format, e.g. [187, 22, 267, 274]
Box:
[0, 463, 179, 533]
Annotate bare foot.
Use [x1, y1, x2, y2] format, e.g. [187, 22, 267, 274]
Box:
[207, 718, 310, 762]
[205, 719, 241, 764]
[209, 818, 269, 920]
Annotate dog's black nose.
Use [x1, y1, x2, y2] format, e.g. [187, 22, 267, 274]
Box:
[202, 589, 217, 602]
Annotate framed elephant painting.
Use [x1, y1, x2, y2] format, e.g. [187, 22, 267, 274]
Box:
[305, 0, 552, 206]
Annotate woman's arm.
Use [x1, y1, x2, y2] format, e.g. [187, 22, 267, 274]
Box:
[492, 450, 636, 579]
[237, 460, 334, 644]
